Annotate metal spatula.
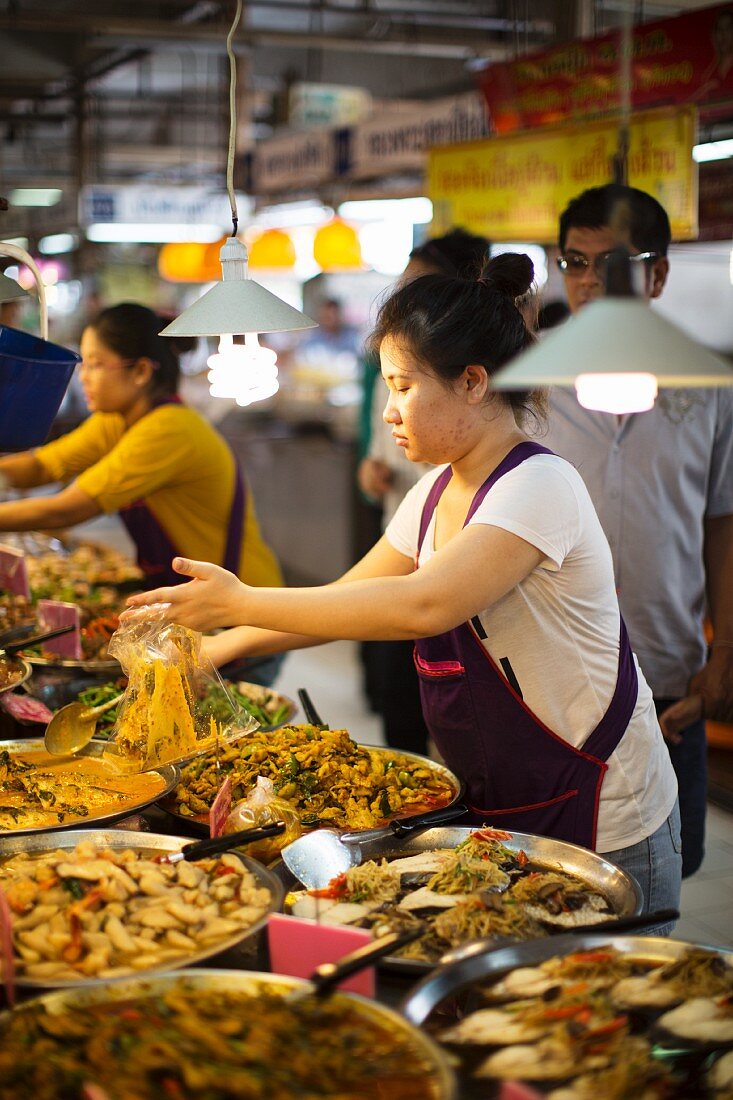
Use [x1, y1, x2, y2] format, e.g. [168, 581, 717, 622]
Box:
[281, 802, 467, 889]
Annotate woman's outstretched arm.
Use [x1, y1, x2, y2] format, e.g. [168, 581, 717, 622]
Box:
[129, 524, 543, 645]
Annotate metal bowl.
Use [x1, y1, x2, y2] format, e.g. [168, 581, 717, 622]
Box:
[0, 829, 282, 989]
[0, 655, 31, 696]
[401, 931, 733, 1024]
[0, 738, 179, 836]
[25, 653, 121, 675]
[232, 679, 298, 730]
[0, 968, 457, 1097]
[162, 744, 463, 838]
[275, 825, 643, 974]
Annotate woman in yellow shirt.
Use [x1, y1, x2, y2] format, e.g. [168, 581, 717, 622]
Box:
[0, 302, 282, 595]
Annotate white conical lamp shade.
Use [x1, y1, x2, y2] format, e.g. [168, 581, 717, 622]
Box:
[159, 237, 316, 338]
[0, 271, 28, 304]
[491, 298, 733, 390]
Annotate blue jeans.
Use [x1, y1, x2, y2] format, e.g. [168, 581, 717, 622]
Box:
[655, 699, 707, 878]
[601, 800, 682, 937]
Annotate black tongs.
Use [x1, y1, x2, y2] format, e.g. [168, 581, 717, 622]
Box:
[0, 622, 75, 656]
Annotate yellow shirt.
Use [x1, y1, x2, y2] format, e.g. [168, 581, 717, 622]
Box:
[36, 405, 282, 588]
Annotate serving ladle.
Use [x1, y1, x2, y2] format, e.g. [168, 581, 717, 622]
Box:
[281, 802, 468, 890]
[44, 692, 125, 756]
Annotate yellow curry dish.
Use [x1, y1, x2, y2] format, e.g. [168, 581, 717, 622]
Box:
[168, 724, 458, 831]
[0, 747, 168, 832]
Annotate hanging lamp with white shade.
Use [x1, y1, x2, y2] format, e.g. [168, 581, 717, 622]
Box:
[158, 0, 316, 405]
[491, 292, 733, 412]
[491, 4, 733, 415]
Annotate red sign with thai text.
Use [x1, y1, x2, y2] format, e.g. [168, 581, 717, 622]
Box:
[479, 2, 733, 133]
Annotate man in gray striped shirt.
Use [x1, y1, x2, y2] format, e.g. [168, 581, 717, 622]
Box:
[542, 183, 733, 877]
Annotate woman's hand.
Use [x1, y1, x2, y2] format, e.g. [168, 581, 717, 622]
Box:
[125, 557, 246, 632]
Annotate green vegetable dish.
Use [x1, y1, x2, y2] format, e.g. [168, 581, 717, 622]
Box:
[69, 680, 294, 737]
[0, 981, 445, 1099]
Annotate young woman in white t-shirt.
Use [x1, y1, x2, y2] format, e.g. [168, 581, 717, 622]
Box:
[129, 252, 681, 929]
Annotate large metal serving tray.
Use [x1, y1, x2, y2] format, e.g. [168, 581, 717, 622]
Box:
[25, 653, 121, 675]
[0, 968, 457, 1097]
[0, 655, 31, 695]
[0, 738, 179, 837]
[162, 745, 463, 837]
[401, 932, 733, 1026]
[0, 829, 282, 989]
[275, 825, 643, 975]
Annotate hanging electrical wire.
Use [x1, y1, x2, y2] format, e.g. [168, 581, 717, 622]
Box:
[225, 0, 243, 236]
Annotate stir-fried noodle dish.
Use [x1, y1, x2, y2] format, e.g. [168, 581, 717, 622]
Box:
[290, 830, 617, 962]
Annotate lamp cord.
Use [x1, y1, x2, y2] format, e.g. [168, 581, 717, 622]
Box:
[225, 0, 243, 237]
[613, 0, 633, 186]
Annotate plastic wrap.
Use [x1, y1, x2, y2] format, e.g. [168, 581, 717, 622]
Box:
[103, 608, 258, 773]
[223, 776, 303, 863]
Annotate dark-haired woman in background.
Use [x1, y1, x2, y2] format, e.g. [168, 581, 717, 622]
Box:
[0, 301, 282, 617]
[358, 228, 491, 755]
[130, 256, 680, 926]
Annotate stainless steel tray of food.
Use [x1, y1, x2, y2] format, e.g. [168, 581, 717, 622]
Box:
[0, 655, 31, 696]
[403, 931, 722, 1024]
[0, 738, 179, 836]
[162, 740, 463, 837]
[276, 826, 643, 975]
[0, 968, 456, 1098]
[25, 653, 121, 675]
[400, 933, 733, 1099]
[0, 829, 283, 989]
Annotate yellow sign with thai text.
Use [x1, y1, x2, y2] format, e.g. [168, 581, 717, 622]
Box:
[428, 106, 697, 242]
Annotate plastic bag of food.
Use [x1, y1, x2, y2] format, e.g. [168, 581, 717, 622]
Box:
[224, 776, 302, 863]
[103, 607, 257, 773]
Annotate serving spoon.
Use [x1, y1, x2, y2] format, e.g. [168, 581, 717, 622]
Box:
[44, 692, 125, 756]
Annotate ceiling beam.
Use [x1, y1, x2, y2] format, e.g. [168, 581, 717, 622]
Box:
[0, 13, 505, 59]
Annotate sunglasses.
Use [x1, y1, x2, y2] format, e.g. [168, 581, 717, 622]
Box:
[557, 251, 659, 277]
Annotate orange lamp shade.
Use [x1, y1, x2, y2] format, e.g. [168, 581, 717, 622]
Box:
[249, 229, 296, 270]
[313, 218, 362, 271]
[158, 241, 224, 283]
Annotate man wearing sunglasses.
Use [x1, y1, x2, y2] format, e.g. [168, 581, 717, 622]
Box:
[542, 183, 733, 879]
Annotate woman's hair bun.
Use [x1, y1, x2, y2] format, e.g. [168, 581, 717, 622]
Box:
[479, 252, 534, 299]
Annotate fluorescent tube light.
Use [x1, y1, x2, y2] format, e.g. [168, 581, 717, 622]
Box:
[86, 223, 223, 243]
[9, 188, 62, 207]
[338, 197, 433, 223]
[39, 233, 79, 256]
[692, 140, 733, 162]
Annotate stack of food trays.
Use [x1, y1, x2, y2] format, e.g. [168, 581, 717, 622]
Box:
[0, 698, 729, 1099]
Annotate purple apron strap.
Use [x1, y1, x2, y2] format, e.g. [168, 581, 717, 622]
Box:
[119, 396, 247, 582]
[581, 616, 638, 760]
[223, 459, 247, 575]
[465, 442, 554, 524]
[417, 467, 453, 552]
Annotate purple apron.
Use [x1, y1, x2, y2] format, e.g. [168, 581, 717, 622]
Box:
[119, 397, 246, 588]
[414, 441, 638, 849]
